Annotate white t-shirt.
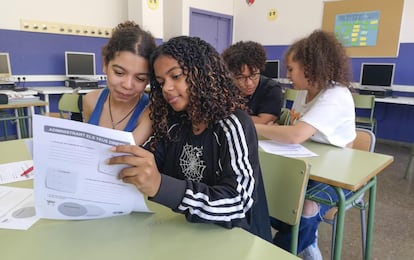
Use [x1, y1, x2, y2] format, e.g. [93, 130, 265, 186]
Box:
[291, 85, 356, 147]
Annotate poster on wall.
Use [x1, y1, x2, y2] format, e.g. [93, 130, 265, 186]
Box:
[334, 11, 380, 47]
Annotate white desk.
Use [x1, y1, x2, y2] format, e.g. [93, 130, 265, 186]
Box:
[375, 96, 414, 105]
[351, 84, 414, 105]
[33, 86, 105, 113]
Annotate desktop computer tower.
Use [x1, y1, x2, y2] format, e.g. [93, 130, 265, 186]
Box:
[359, 88, 392, 98]
[65, 79, 99, 89]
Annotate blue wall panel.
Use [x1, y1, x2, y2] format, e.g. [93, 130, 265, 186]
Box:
[0, 29, 108, 75]
[0, 29, 162, 139]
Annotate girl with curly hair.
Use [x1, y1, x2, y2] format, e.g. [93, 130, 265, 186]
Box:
[83, 21, 155, 143]
[107, 36, 272, 242]
[256, 30, 356, 259]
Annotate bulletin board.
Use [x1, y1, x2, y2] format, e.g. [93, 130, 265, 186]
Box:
[322, 0, 404, 57]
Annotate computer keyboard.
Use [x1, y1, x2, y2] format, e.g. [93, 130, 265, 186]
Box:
[0, 83, 16, 90]
[80, 85, 104, 90]
[14, 87, 28, 92]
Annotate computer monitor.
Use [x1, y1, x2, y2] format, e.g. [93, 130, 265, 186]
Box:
[65, 51, 96, 79]
[0, 52, 12, 79]
[262, 60, 279, 79]
[360, 63, 395, 88]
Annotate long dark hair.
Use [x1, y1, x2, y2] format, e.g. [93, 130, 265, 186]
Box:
[148, 36, 247, 149]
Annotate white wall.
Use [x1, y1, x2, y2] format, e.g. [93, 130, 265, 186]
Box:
[0, 0, 128, 30]
[233, 0, 324, 45]
[1, 0, 413, 44]
[163, 1, 183, 40]
[400, 0, 414, 43]
[128, 0, 164, 38]
[141, 0, 163, 38]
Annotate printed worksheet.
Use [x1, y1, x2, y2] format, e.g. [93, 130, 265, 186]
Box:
[0, 186, 39, 230]
[0, 160, 34, 184]
[258, 140, 318, 158]
[32, 114, 150, 220]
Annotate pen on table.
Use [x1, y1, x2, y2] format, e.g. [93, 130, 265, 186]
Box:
[20, 166, 34, 176]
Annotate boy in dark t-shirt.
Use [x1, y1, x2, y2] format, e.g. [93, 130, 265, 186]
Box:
[222, 41, 283, 125]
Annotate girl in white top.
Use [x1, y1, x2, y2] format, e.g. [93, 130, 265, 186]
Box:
[255, 30, 356, 259]
[291, 85, 355, 147]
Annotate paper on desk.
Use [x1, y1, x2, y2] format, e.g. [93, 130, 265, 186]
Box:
[0, 160, 34, 184]
[32, 114, 150, 220]
[0, 186, 39, 230]
[258, 140, 318, 157]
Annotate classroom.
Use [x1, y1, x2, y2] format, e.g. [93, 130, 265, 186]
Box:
[0, 0, 413, 259]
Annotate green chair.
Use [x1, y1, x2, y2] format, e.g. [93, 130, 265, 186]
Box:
[276, 107, 291, 125]
[352, 93, 377, 134]
[258, 149, 310, 255]
[283, 88, 298, 108]
[58, 93, 82, 119]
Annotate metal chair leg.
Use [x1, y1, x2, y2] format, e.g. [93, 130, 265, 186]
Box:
[360, 206, 367, 258]
[331, 217, 337, 260]
[404, 144, 414, 180]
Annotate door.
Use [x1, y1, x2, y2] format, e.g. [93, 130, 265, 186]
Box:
[189, 8, 233, 53]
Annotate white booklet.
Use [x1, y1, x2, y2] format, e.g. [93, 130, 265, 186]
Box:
[258, 140, 318, 158]
[32, 114, 150, 220]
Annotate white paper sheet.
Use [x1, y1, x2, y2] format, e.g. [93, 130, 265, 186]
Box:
[258, 140, 318, 158]
[32, 114, 150, 220]
[0, 160, 34, 184]
[0, 186, 39, 230]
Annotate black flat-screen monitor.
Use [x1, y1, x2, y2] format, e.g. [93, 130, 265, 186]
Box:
[0, 52, 12, 79]
[360, 63, 395, 88]
[262, 60, 279, 79]
[65, 51, 96, 78]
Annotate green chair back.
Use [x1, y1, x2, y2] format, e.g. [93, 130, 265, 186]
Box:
[283, 88, 298, 108]
[352, 93, 376, 133]
[277, 108, 291, 125]
[58, 93, 81, 119]
[258, 149, 310, 254]
[285, 88, 298, 103]
[353, 93, 375, 110]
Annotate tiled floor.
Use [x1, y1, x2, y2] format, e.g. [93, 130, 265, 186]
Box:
[317, 140, 414, 259]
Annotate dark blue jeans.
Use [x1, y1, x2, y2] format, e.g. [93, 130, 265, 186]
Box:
[271, 180, 353, 253]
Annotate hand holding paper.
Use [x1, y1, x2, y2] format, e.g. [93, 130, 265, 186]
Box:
[108, 145, 162, 198]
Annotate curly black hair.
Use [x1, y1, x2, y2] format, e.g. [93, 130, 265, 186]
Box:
[102, 21, 156, 65]
[221, 41, 267, 75]
[148, 36, 248, 148]
[284, 30, 352, 89]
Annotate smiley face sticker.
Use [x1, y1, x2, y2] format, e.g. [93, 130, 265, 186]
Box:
[268, 8, 278, 21]
[147, 0, 159, 10]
